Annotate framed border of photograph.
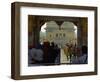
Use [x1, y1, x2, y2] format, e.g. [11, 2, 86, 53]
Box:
[11, 2, 98, 80]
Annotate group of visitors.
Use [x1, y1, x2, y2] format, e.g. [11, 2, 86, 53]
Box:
[28, 41, 60, 66]
[28, 41, 88, 66]
[63, 43, 88, 64]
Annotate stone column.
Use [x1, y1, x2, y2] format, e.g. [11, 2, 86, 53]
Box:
[73, 21, 82, 48]
[28, 15, 42, 47]
[81, 18, 88, 46]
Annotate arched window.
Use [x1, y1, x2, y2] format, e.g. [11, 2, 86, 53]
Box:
[39, 21, 59, 43]
[61, 21, 77, 44]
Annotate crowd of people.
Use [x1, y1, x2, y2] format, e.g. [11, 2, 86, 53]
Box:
[63, 43, 88, 64]
[28, 41, 88, 66]
[28, 41, 60, 66]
